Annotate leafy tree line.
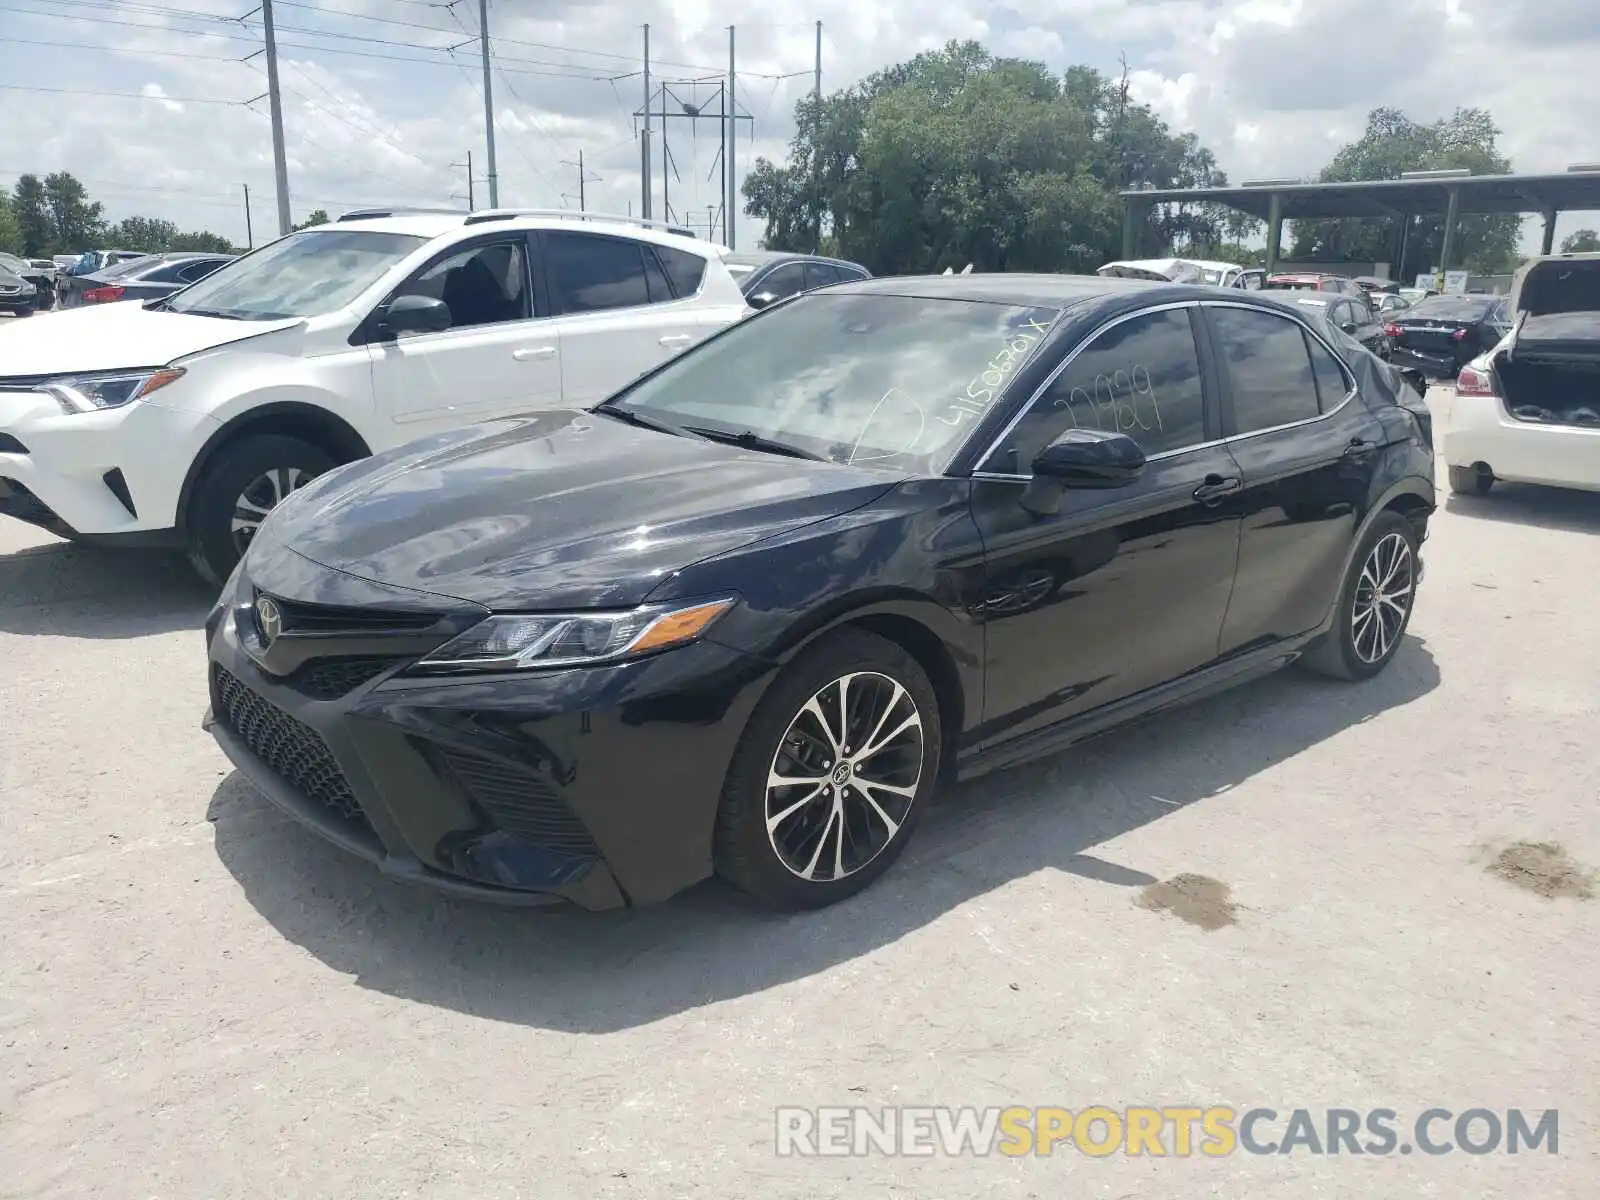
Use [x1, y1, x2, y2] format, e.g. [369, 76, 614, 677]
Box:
[0, 172, 238, 257]
[742, 43, 1528, 277]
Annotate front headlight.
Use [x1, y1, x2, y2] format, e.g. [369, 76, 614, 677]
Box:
[411, 597, 736, 674]
[35, 367, 186, 414]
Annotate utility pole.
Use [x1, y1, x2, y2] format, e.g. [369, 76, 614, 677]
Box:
[261, 0, 292, 236]
[661, 78, 671, 222]
[467, 149, 474, 210]
[242, 183, 253, 249]
[640, 24, 652, 219]
[726, 25, 736, 248]
[813, 20, 823, 252]
[561, 150, 599, 210]
[478, 0, 499, 207]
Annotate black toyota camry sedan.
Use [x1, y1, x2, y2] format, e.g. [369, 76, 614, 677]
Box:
[203, 276, 1436, 912]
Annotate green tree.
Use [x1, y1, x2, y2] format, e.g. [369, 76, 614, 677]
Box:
[43, 171, 105, 252]
[12, 174, 54, 255]
[168, 230, 237, 253]
[294, 208, 330, 230]
[1559, 229, 1600, 254]
[0, 188, 22, 255]
[1288, 107, 1520, 277]
[742, 42, 1226, 274]
[106, 215, 180, 251]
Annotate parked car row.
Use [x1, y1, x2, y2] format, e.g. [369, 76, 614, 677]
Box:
[58, 252, 235, 308]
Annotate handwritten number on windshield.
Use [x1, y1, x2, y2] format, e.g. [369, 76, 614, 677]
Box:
[934, 316, 1056, 431]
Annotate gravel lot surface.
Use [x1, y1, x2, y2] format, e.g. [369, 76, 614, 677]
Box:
[2, 399, 1597, 1198]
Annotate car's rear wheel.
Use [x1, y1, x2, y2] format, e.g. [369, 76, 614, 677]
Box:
[714, 628, 941, 909]
[1447, 463, 1494, 496]
[185, 434, 335, 587]
[1301, 511, 1420, 681]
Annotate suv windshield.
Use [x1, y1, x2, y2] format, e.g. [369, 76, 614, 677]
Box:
[602, 292, 1060, 472]
[165, 229, 424, 319]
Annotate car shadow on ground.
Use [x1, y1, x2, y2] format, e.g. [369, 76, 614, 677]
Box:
[208, 637, 1440, 1033]
[1443, 482, 1600, 535]
[0, 540, 213, 637]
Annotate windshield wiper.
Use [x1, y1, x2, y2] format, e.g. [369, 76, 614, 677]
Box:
[170, 306, 245, 320]
[592, 403, 690, 438]
[678, 425, 825, 461]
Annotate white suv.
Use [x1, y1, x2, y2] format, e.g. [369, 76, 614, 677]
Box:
[0, 207, 749, 582]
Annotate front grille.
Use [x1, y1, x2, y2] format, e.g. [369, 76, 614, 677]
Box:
[258, 593, 444, 635]
[428, 743, 598, 857]
[283, 656, 401, 701]
[212, 665, 366, 826]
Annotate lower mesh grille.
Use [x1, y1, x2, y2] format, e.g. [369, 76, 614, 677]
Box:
[213, 666, 366, 825]
[284, 656, 399, 701]
[430, 744, 598, 857]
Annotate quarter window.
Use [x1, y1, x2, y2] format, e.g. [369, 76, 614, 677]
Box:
[980, 307, 1208, 474]
[804, 262, 840, 290]
[394, 239, 529, 330]
[1209, 306, 1321, 432]
[654, 243, 706, 298]
[544, 231, 655, 314]
[1305, 329, 1352, 411]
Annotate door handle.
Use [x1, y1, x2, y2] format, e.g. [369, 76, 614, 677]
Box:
[512, 346, 555, 361]
[1343, 436, 1376, 458]
[658, 334, 693, 347]
[1193, 474, 1242, 505]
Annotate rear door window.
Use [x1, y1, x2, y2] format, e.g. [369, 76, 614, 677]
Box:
[1208, 306, 1322, 433]
[544, 231, 654, 314]
[756, 263, 807, 302]
[804, 262, 840, 290]
[1305, 330, 1352, 411]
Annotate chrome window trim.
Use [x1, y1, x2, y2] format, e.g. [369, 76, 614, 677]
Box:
[965, 299, 1203, 474]
[1201, 299, 1358, 442]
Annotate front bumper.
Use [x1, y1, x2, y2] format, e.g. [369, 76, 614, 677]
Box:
[202, 556, 776, 910]
[0, 391, 219, 536]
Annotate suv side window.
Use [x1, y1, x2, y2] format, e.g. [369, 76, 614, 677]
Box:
[756, 262, 807, 302]
[654, 244, 706, 298]
[395, 239, 529, 330]
[544, 231, 656, 314]
[1209, 306, 1321, 432]
[980, 307, 1208, 474]
[804, 262, 839, 290]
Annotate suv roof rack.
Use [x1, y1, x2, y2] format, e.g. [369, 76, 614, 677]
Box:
[461, 207, 696, 237]
[335, 206, 467, 222]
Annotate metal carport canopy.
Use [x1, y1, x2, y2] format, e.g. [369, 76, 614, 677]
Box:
[1119, 169, 1600, 220]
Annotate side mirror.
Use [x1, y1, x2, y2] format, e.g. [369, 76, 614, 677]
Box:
[376, 293, 451, 339]
[1020, 429, 1146, 516]
[746, 291, 778, 310]
[1340, 319, 1359, 333]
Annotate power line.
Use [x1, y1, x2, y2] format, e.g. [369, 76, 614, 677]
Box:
[0, 82, 244, 104]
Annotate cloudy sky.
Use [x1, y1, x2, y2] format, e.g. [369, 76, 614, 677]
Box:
[1, 0, 1596, 251]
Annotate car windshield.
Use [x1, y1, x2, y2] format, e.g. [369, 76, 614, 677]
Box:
[1264, 278, 1319, 290]
[165, 229, 424, 319]
[1406, 295, 1496, 320]
[602, 292, 1060, 473]
[1199, 267, 1228, 284]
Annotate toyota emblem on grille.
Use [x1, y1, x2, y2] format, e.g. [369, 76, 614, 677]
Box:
[256, 596, 283, 647]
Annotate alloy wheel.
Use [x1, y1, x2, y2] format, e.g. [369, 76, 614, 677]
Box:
[1350, 531, 1414, 664]
[764, 671, 925, 883]
[230, 467, 313, 554]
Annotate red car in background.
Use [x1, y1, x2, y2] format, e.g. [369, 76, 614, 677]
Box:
[1263, 272, 1364, 296]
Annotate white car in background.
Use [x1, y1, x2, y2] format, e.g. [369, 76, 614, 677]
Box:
[1096, 257, 1250, 288]
[0, 207, 748, 583]
[1444, 251, 1600, 496]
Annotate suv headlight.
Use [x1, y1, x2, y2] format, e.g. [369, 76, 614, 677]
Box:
[35, 367, 186, 414]
[411, 598, 735, 674]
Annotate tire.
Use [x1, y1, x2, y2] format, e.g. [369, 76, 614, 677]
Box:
[1301, 510, 1421, 681]
[1447, 463, 1493, 496]
[714, 627, 942, 910]
[184, 434, 336, 587]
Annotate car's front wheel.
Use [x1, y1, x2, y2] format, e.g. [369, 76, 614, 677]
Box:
[714, 628, 942, 909]
[185, 434, 335, 586]
[1301, 510, 1420, 681]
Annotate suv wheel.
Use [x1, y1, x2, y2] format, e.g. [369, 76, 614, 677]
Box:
[185, 434, 334, 586]
[1301, 511, 1420, 681]
[714, 628, 941, 910]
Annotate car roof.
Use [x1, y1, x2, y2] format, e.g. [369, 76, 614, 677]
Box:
[830, 272, 1250, 308]
[324, 209, 726, 257]
[721, 249, 863, 268]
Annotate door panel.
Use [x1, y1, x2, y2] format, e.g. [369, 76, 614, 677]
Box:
[971, 450, 1245, 745]
[1203, 303, 1386, 653]
[969, 303, 1241, 747]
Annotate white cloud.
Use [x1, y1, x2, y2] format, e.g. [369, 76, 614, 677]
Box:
[0, 0, 1596, 249]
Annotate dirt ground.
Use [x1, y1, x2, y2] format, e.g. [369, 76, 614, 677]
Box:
[2, 414, 1598, 1198]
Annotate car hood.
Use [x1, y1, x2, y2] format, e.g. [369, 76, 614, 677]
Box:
[0, 300, 300, 375]
[258, 409, 899, 611]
